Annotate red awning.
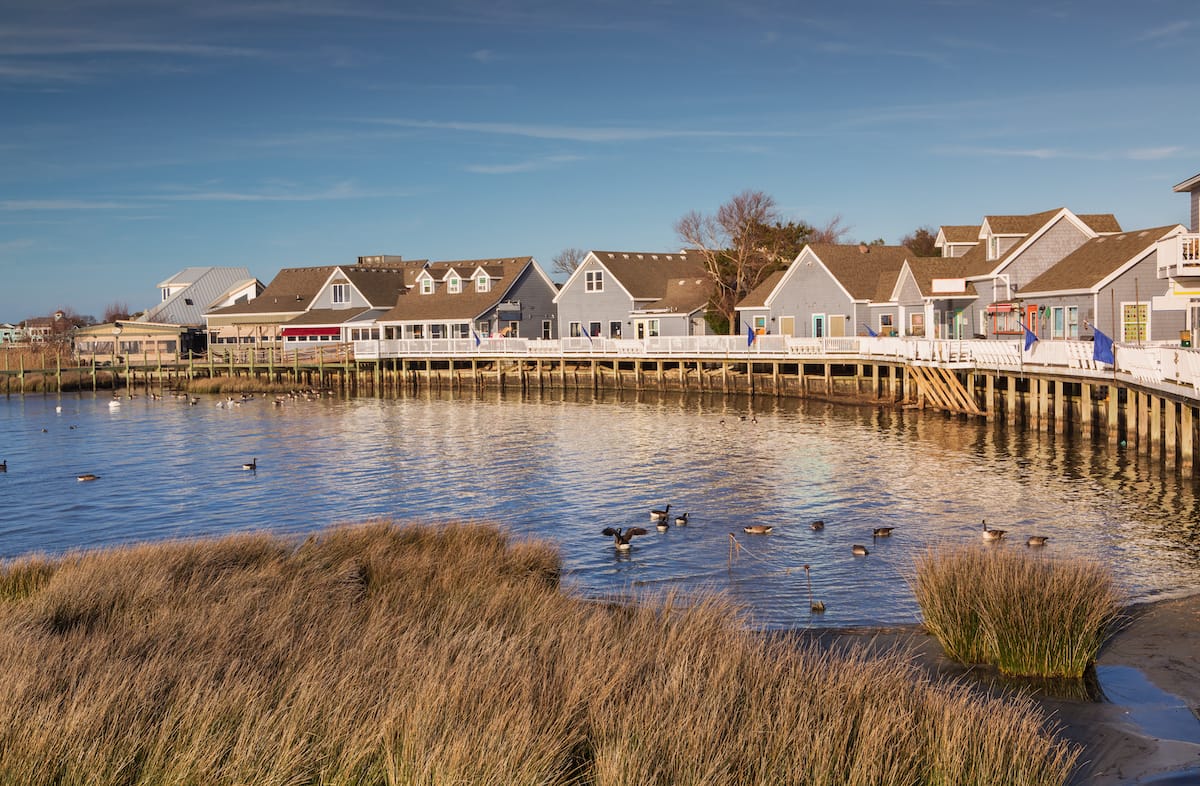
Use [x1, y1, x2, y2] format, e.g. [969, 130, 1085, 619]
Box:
[281, 326, 342, 337]
[986, 303, 1014, 314]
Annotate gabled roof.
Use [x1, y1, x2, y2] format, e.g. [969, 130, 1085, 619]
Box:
[1174, 172, 1200, 193]
[1078, 214, 1122, 233]
[337, 266, 414, 307]
[806, 244, 914, 301]
[737, 270, 786, 309]
[282, 307, 376, 326]
[896, 258, 979, 300]
[207, 266, 336, 316]
[636, 276, 713, 314]
[378, 257, 538, 322]
[981, 208, 1064, 237]
[569, 250, 707, 302]
[141, 266, 256, 326]
[1020, 225, 1184, 295]
[936, 225, 980, 245]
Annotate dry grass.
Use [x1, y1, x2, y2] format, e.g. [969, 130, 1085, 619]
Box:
[913, 545, 1122, 678]
[0, 522, 1079, 785]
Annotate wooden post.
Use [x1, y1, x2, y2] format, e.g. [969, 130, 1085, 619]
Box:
[1081, 382, 1092, 434]
[1107, 384, 1119, 444]
[1182, 405, 1194, 473]
[1165, 399, 1177, 470]
[1149, 394, 1161, 459]
[1006, 376, 1017, 424]
[1053, 380, 1064, 433]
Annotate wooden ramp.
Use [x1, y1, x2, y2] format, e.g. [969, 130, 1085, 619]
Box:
[905, 364, 984, 416]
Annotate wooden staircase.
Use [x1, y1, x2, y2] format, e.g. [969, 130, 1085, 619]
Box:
[905, 364, 984, 416]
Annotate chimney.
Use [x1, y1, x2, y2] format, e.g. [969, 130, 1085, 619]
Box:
[858, 243, 869, 254]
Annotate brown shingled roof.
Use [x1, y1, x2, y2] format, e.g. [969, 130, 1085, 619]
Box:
[592, 251, 707, 300]
[283, 307, 374, 326]
[1077, 214, 1122, 233]
[983, 208, 1063, 236]
[1020, 226, 1181, 294]
[737, 270, 786, 309]
[342, 266, 420, 306]
[808, 244, 914, 301]
[639, 276, 714, 313]
[902, 258, 979, 299]
[206, 266, 335, 316]
[378, 258, 533, 321]
[939, 225, 980, 244]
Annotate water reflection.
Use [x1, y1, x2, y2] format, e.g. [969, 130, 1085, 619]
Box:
[1, 388, 1198, 628]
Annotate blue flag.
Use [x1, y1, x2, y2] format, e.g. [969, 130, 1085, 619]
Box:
[1092, 326, 1115, 365]
[747, 324, 756, 346]
[472, 330, 481, 347]
[1019, 321, 1038, 352]
[581, 325, 593, 342]
[861, 322, 878, 337]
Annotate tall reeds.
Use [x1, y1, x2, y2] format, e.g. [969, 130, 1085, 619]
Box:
[913, 544, 1122, 678]
[0, 522, 1079, 785]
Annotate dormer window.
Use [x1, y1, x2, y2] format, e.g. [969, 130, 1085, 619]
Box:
[448, 276, 461, 294]
[476, 275, 490, 293]
[421, 278, 434, 295]
[987, 236, 999, 260]
[161, 288, 170, 302]
[332, 284, 349, 304]
[585, 270, 603, 292]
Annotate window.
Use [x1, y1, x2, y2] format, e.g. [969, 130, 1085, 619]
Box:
[1067, 306, 1079, 339]
[476, 275, 490, 293]
[909, 313, 925, 337]
[161, 288, 169, 302]
[754, 315, 766, 334]
[589, 321, 601, 338]
[420, 278, 433, 295]
[184, 298, 194, 306]
[505, 321, 519, 337]
[609, 320, 621, 338]
[478, 321, 490, 334]
[332, 284, 349, 304]
[430, 324, 444, 339]
[1122, 303, 1148, 342]
[452, 324, 470, 338]
[987, 236, 999, 260]
[585, 270, 603, 292]
[448, 276, 461, 294]
[1052, 307, 1065, 339]
[542, 320, 553, 339]
[569, 321, 582, 338]
[880, 314, 894, 335]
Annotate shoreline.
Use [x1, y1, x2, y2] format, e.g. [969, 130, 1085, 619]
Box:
[795, 592, 1200, 785]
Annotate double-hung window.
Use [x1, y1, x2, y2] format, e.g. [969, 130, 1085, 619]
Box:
[332, 284, 349, 304]
[585, 270, 603, 292]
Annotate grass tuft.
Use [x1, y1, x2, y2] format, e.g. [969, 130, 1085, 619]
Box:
[913, 545, 1122, 678]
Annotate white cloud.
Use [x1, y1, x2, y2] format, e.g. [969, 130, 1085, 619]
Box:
[0, 199, 139, 210]
[1135, 20, 1192, 44]
[463, 155, 583, 174]
[471, 48, 498, 63]
[368, 118, 803, 143]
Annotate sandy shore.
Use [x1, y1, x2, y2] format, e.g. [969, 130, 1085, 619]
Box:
[798, 592, 1200, 785]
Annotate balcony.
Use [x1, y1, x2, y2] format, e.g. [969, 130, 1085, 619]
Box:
[1156, 234, 1200, 279]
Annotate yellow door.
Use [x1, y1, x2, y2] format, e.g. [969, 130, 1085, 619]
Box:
[830, 316, 846, 337]
[779, 316, 795, 336]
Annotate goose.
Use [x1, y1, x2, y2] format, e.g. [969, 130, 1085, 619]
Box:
[674, 512, 689, 526]
[108, 399, 121, 409]
[602, 527, 648, 550]
[0, 459, 7, 472]
[656, 519, 669, 532]
[77, 473, 100, 482]
[742, 525, 773, 535]
[1026, 536, 1049, 547]
[872, 527, 895, 537]
[851, 544, 869, 556]
[650, 504, 671, 523]
[242, 458, 257, 471]
[981, 520, 1007, 541]
[810, 520, 825, 531]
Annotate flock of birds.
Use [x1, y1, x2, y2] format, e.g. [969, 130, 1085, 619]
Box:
[601, 507, 1050, 553]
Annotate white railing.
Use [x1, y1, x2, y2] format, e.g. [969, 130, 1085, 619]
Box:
[1156, 234, 1200, 278]
[350, 336, 1200, 395]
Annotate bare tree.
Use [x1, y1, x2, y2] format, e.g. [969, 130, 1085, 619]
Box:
[899, 226, 938, 257]
[551, 247, 587, 278]
[810, 214, 852, 244]
[677, 190, 805, 334]
[104, 302, 131, 323]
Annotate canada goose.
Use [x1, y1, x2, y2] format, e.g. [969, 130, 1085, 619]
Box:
[242, 458, 257, 471]
[650, 504, 671, 522]
[982, 520, 1007, 541]
[674, 512, 689, 526]
[77, 473, 99, 482]
[851, 544, 869, 556]
[602, 527, 648, 550]
[0, 459, 7, 472]
[742, 525, 773, 535]
[872, 527, 894, 537]
[1026, 536, 1049, 547]
[810, 520, 825, 531]
[656, 519, 669, 532]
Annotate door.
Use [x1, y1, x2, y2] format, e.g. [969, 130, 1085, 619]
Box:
[829, 315, 845, 337]
[813, 314, 825, 338]
[779, 316, 795, 337]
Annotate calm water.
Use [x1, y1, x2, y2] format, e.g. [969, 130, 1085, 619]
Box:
[2, 388, 1199, 628]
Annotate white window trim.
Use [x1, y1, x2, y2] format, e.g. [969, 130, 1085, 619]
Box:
[1120, 301, 1150, 342]
[332, 283, 349, 304]
[420, 278, 434, 295]
[448, 277, 461, 294]
[476, 276, 490, 293]
[585, 270, 604, 293]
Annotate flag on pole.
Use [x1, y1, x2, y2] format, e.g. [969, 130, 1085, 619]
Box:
[1019, 321, 1038, 352]
[472, 329, 481, 347]
[747, 324, 756, 346]
[1091, 324, 1115, 365]
[581, 324, 593, 342]
[861, 322, 878, 337]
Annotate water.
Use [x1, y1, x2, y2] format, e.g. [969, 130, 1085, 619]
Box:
[2, 388, 1199, 628]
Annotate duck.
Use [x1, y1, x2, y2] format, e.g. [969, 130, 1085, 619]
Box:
[1026, 535, 1049, 547]
[650, 504, 671, 523]
[851, 544, 869, 556]
[602, 527, 648, 550]
[242, 458, 257, 471]
[674, 512, 689, 526]
[810, 520, 825, 531]
[872, 527, 894, 537]
[76, 473, 100, 482]
[742, 525, 773, 535]
[981, 519, 1007, 541]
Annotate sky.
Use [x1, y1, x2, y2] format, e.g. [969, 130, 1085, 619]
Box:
[2, 0, 1199, 322]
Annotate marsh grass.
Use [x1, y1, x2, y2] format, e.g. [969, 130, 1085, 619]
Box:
[913, 545, 1122, 678]
[0, 522, 1079, 785]
[0, 555, 56, 601]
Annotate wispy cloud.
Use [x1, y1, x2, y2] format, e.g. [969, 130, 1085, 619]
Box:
[1128, 146, 1182, 161]
[936, 145, 1185, 161]
[463, 155, 583, 175]
[0, 238, 34, 251]
[367, 118, 804, 143]
[1135, 20, 1192, 45]
[156, 181, 410, 202]
[0, 199, 140, 210]
[470, 48, 499, 64]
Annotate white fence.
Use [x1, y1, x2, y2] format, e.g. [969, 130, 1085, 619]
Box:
[351, 336, 1200, 395]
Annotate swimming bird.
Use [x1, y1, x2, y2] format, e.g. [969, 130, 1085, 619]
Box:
[650, 504, 671, 522]
[0, 459, 6, 472]
[851, 544, 869, 556]
[1026, 536, 1049, 547]
[982, 520, 1007, 541]
[602, 527, 648, 550]
[77, 473, 99, 482]
[674, 512, 689, 526]
[108, 399, 120, 409]
[872, 527, 894, 537]
[242, 458, 257, 471]
[810, 520, 825, 531]
[743, 525, 773, 534]
[656, 519, 669, 532]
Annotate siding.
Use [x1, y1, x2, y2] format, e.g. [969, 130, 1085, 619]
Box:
[766, 260, 855, 338]
[1103, 252, 1180, 342]
[1005, 218, 1092, 291]
[505, 266, 560, 339]
[556, 259, 634, 337]
[1192, 190, 1199, 233]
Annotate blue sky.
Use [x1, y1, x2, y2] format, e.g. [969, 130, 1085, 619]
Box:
[2, 0, 1198, 322]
